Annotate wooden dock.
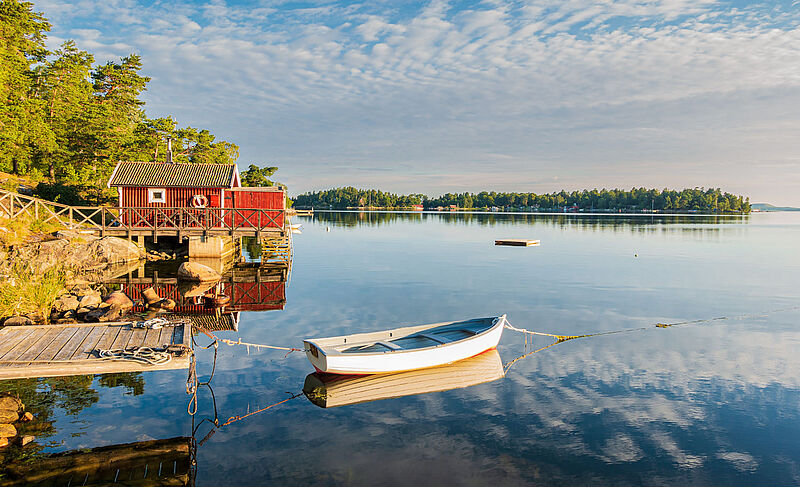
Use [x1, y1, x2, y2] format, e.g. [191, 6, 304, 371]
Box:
[495, 239, 541, 247]
[0, 322, 191, 380]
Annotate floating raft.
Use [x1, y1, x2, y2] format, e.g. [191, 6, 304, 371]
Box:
[0, 322, 191, 380]
[495, 239, 540, 246]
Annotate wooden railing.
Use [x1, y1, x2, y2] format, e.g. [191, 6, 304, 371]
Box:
[0, 190, 286, 235]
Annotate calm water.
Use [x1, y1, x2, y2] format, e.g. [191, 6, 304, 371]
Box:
[3, 211, 800, 486]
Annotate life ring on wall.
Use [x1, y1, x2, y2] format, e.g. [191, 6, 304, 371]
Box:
[191, 194, 209, 208]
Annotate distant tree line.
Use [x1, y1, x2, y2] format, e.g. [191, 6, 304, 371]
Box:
[294, 187, 750, 213]
[1, 1, 279, 205]
[294, 187, 425, 209]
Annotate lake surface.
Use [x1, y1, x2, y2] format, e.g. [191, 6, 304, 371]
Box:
[3, 211, 800, 486]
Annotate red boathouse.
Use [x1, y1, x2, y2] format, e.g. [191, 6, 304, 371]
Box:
[107, 162, 286, 232]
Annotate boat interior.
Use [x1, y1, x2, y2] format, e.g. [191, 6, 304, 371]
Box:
[337, 318, 494, 354]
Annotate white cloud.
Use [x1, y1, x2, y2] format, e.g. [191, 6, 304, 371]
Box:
[31, 0, 800, 203]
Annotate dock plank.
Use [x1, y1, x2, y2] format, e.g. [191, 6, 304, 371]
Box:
[33, 327, 82, 362]
[0, 328, 38, 361]
[13, 328, 63, 362]
[53, 327, 94, 361]
[71, 325, 110, 360]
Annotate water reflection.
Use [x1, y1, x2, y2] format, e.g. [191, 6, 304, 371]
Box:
[303, 349, 504, 408]
[308, 210, 750, 231]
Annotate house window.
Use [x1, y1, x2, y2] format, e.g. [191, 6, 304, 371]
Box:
[148, 188, 166, 203]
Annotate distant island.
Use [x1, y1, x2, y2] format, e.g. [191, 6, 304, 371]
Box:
[294, 187, 751, 214]
[751, 204, 800, 212]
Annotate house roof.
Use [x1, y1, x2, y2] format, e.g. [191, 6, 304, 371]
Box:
[107, 162, 239, 188]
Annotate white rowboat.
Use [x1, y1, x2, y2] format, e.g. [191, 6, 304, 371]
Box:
[303, 315, 506, 375]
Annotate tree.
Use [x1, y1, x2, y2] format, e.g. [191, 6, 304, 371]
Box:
[241, 164, 278, 187]
[0, 0, 53, 174]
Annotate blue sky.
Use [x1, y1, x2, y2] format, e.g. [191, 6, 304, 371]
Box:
[34, 0, 800, 204]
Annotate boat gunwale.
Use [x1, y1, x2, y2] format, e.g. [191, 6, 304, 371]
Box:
[304, 315, 506, 358]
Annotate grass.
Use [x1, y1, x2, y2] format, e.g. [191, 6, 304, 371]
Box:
[0, 263, 67, 322]
[0, 215, 62, 248]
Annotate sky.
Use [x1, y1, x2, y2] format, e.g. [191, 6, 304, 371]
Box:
[33, 0, 800, 204]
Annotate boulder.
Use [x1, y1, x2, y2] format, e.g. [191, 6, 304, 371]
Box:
[0, 437, 7, 448]
[178, 262, 221, 282]
[21, 412, 33, 422]
[79, 292, 102, 308]
[86, 304, 128, 323]
[13, 235, 145, 274]
[3, 316, 31, 326]
[151, 298, 176, 311]
[0, 424, 16, 438]
[0, 410, 18, 423]
[17, 435, 34, 446]
[102, 291, 133, 309]
[0, 396, 22, 412]
[76, 307, 92, 318]
[25, 312, 45, 324]
[141, 287, 161, 306]
[53, 294, 80, 313]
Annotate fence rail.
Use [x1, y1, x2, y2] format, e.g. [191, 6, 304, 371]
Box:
[0, 190, 286, 236]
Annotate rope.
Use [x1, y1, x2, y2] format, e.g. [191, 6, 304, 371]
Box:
[200, 330, 304, 357]
[220, 392, 302, 427]
[96, 347, 173, 365]
[504, 305, 800, 343]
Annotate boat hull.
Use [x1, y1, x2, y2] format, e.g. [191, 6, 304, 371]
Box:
[303, 316, 506, 374]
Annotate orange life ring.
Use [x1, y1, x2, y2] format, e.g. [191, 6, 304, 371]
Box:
[191, 194, 209, 208]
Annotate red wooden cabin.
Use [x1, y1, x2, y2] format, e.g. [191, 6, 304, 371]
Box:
[107, 162, 286, 231]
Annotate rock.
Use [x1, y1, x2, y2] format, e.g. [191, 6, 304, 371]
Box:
[17, 435, 34, 446]
[0, 396, 22, 411]
[0, 424, 16, 438]
[141, 287, 162, 306]
[178, 262, 221, 282]
[102, 291, 133, 309]
[0, 410, 18, 423]
[179, 280, 217, 298]
[0, 437, 7, 448]
[53, 294, 80, 313]
[87, 304, 127, 323]
[12, 235, 145, 275]
[76, 307, 92, 316]
[21, 412, 33, 422]
[3, 316, 31, 326]
[79, 292, 102, 308]
[25, 312, 45, 324]
[153, 298, 176, 311]
[69, 284, 92, 296]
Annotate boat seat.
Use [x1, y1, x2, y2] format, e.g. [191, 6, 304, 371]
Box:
[418, 333, 448, 344]
[376, 341, 402, 351]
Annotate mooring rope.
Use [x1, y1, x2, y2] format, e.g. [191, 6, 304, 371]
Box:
[220, 392, 303, 427]
[504, 305, 800, 343]
[200, 330, 304, 357]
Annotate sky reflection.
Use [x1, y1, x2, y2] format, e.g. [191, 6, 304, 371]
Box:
[3, 212, 798, 485]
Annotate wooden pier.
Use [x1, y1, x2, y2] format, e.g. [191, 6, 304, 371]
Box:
[0, 322, 190, 380]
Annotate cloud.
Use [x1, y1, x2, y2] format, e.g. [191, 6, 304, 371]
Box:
[32, 0, 800, 203]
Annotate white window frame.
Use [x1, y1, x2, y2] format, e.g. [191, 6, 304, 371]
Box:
[148, 188, 166, 204]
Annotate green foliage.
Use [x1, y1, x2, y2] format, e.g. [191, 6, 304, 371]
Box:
[295, 187, 750, 213]
[241, 164, 278, 187]
[0, 2, 246, 203]
[294, 187, 424, 209]
[0, 262, 67, 320]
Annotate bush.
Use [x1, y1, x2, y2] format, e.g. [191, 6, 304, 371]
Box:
[0, 263, 67, 321]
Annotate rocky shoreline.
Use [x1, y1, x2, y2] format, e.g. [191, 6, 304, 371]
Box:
[0, 231, 218, 326]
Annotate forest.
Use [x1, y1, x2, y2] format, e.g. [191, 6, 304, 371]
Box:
[294, 187, 751, 213]
[0, 1, 276, 205]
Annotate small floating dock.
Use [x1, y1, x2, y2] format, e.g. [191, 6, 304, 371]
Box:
[495, 239, 540, 247]
[0, 322, 191, 380]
